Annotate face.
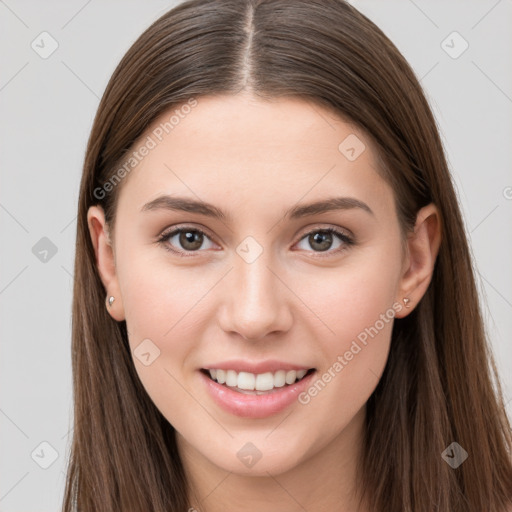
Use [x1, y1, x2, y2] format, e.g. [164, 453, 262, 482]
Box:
[90, 93, 413, 477]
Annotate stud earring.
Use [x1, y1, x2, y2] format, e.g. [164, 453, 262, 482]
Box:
[403, 297, 411, 308]
[108, 296, 115, 307]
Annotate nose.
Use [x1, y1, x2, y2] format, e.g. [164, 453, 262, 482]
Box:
[217, 253, 293, 341]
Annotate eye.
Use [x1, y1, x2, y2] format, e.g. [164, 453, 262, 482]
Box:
[157, 226, 216, 256]
[157, 225, 354, 258]
[295, 227, 354, 255]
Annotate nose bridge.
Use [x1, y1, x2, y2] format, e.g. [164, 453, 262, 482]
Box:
[219, 246, 291, 340]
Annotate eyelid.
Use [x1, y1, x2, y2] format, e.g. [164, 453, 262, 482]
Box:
[297, 223, 354, 241]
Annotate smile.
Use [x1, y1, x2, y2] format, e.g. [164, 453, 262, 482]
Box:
[199, 364, 317, 418]
[203, 368, 314, 394]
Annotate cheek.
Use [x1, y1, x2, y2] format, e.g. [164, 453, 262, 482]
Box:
[299, 272, 395, 397]
[293, 246, 401, 412]
[300, 243, 401, 350]
[117, 252, 214, 343]
[115, 256, 213, 429]
[115, 251, 231, 405]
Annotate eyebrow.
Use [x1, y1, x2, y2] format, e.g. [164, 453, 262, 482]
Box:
[140, 195, 374, 221]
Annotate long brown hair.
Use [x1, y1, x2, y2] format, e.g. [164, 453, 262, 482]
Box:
[63, 1, 512, 510]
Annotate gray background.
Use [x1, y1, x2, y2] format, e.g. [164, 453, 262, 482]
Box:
[1, 1, 511, 510]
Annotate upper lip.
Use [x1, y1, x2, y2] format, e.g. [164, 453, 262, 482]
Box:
[201, 359, 315, 374]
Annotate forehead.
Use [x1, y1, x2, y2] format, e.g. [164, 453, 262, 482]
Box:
[115, 93, 393, 219]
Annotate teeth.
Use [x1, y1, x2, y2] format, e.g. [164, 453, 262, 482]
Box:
[238, 371, 256, 390]
[226, 370, 238, 387]
[274, 370, 286, 387]
[296, 369, 307, 380]
[285, 370, 297, 384]
[255, 372, 274, 391]
[206, 368, 311, 391]
[216, 369, 226, 384]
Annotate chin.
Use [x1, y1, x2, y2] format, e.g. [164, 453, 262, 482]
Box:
[199, 436, 310, 477]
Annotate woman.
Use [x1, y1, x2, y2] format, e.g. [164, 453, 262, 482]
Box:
[62, 0, 512, 510]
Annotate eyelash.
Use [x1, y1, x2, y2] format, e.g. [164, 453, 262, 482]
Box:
[156, 224, 355, 258]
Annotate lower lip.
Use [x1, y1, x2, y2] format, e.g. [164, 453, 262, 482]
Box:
[199, 370, 316, 419]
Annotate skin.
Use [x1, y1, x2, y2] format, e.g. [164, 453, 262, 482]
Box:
[88, 93, 441, 512]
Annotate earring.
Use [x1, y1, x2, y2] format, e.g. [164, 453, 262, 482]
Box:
[403, 297, 411, 308]
[108, 296, 115, 307]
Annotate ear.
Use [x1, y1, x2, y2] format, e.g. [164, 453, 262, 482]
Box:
[87, 205, 125, 321]
[394, 203, 442, 318]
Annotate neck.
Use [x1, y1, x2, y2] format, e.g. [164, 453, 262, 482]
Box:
[178, 406, 369, 512]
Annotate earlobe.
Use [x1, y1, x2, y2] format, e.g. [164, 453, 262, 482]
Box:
[395, 203, 442, 318]
[87, 205, 126, 321]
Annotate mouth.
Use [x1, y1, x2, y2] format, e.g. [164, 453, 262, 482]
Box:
[200, 365, 317, 418]
[200, 367, 316, 395]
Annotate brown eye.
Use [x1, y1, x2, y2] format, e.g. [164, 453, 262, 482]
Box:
[296, 227, 354, 255]
[177, 230, 204, 251]
[158, 227, 216, 254]
[308, 231, 334, 252]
